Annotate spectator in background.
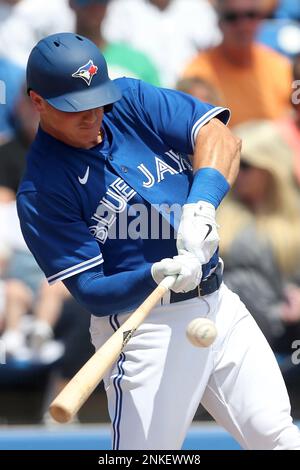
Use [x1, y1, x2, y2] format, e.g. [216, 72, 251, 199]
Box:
[0, 0, 21, 20]
[274, 0, 300, 21]
[0, 0, 72, 143]
[0, 199, 68, 362]
[183, 0, 292, 127]
[257, 0, 300, 59]
[217, 120, 300, 353]
[0, 57, 24, 144]
[0, 87, 67, 361]
[276, 54, 300, 186]
[0, 0, 74, 68]
[70, 0, 161, 85]
[176, 76, 223, 106]
[102, 0, 221, 87]
[0, 84, 37, 201]
[259, 0, 297, 19]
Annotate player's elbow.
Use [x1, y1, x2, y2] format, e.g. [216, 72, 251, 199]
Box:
[235, 135, 242, 155]
[226, 132, 241, 186]
[226, 129, 241, 160]
[63, 272, 109, 317]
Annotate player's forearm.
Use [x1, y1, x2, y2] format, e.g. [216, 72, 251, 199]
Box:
[63, 264, 156, 317]
[177, 118, 241, 260]
[193, 118, 241, 186]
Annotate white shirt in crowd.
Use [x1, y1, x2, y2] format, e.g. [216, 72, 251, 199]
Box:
[0, 0, 75, 68]
[102, 0, 222, 87]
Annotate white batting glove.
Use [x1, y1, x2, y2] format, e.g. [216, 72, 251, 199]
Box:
[171, 251, 202, 293]
[151, 258, 182, 285]
[151, 252, 202, 293]
[177, 201, 219, 264]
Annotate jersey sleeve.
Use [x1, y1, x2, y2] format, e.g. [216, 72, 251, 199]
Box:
[17, 190, 103, 285]
[132, 79, 230, 154]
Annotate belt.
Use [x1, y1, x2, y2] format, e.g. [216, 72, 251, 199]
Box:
[169, 262, 223, 304]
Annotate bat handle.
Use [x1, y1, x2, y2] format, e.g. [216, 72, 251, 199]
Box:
[159, 274, 177, 290]
[49, 275, 177, 423]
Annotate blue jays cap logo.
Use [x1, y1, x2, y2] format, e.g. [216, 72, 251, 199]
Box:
[72, 59, 98, 86]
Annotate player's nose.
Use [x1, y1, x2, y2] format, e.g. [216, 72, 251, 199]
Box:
[81, 107, 103, 123]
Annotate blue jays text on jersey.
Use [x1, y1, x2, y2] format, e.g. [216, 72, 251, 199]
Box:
[17, 78, 229, 315]
[89, 152, 190, 245]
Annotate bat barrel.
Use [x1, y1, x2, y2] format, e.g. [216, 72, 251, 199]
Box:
[48, 276, 177, 423]
[49, 404, 72, 423]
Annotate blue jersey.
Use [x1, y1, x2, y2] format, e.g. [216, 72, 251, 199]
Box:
[17, 78, 229, 314]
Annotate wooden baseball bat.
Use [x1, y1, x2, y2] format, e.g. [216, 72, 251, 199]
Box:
[49, 275, 176, 423]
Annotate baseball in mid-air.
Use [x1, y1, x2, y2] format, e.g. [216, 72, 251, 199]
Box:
[186, 318, 217, 348]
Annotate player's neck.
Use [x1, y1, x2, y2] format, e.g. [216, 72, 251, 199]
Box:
[39, 121, 105, 149]
[97, 128, 104, 144]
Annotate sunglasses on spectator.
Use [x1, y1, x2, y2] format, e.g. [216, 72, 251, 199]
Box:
[221, 10, 263, 23]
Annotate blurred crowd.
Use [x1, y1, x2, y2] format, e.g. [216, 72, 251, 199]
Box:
[1, 0, 300, 423]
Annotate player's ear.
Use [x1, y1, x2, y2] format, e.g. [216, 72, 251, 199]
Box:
[29, 90, 45, 113]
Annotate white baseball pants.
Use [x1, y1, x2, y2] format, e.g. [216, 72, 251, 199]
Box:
[90, 283, 300, 450]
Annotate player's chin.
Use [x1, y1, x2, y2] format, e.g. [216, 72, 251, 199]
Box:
[78, 126, 98, 135]
[77, 135, 99, 149]
[78, 128, 98, 141]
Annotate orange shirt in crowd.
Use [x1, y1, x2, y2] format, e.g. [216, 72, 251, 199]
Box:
[183, 44, 292, 127]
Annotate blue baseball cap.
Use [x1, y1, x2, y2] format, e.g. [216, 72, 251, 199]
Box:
[26, 32, 121, 112]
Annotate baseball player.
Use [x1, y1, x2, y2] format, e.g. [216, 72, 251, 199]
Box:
[17, 33, 300, 450]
